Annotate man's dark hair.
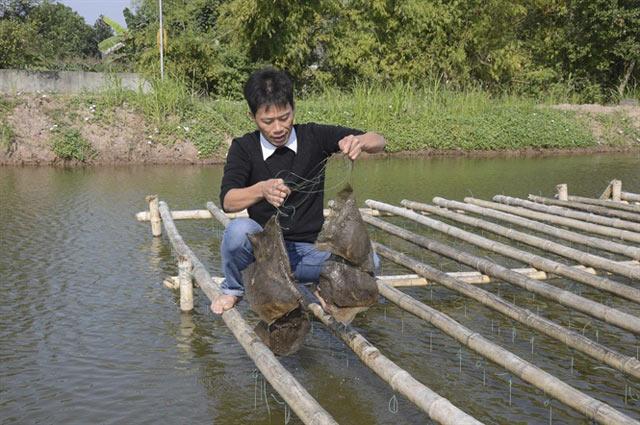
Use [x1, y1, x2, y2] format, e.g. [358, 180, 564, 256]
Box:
[243, 68, 294, 115]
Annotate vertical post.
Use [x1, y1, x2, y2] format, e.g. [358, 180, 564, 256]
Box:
[178, 255, 193, 312]
[611, 180, 622, 202]
[556, 184, 568, 201]
[146, 195, 162, 237]
[158, 0, 164, 80]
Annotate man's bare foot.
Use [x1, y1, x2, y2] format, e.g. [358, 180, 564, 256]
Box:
[314, 289, 328, 311]
[211, 294, 239, 315]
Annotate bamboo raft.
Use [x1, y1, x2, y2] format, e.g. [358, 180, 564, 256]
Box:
[138, 179, 640, 425]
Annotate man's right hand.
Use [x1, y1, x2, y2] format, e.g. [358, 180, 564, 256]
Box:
[261, 178, 291, 207]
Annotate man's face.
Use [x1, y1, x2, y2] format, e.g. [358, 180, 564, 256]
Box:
[252, 103, 294, 147]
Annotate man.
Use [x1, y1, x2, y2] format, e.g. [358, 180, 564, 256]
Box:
[211, 67, 385, 315]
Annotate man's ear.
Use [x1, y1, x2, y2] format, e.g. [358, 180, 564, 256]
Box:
[247, 110, 255, 122]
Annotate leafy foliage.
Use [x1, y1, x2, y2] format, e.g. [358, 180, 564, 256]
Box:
[51, 127, 96, 161]
[1, 0, 639, 100]
[0, 0, 113, 69]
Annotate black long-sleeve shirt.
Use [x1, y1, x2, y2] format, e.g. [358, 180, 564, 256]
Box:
[220, 122, 363, 242]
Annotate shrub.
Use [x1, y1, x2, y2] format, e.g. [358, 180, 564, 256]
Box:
[51, 128, 96, 161]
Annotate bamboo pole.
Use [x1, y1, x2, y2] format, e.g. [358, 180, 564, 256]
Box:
[365, 200, 640, 335]
[556, 184, 568, 201]
[529, 194, 640, 223]
[363, 217, 640, 379]
[206, 202, 231, 227]
[493, 196, 640, 233]
[622, 191, 640, 202]
[307, 303, 483, 425]
[146, 195, 162, 236]
[408, 199, 640, 282]
[448, 197, 640, 260]
[611, 180, 622, 202]
[206, 201, 482, 425]
[465, 197, 640, 244]
[374, 247, 640, 425]
[136, 207, 388, 222]
[567, 195, 640, 213]
[378, 267, 549, 286]
[600, 181, 613, 200]
[157, 201, 338, 425]
[178, 255, 194, 312]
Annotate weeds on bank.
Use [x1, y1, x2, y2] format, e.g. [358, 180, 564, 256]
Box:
[54, 77, 640, 159]
[590, 112, 640, 146]
[298, 84, 595, 151]
[51, 127, 96, 161]
[0, 98, 16, 151]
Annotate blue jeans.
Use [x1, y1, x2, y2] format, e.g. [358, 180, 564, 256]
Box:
[219, 217, 380, 296]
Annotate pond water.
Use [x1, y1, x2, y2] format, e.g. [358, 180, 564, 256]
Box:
[1, 153, 639, 424]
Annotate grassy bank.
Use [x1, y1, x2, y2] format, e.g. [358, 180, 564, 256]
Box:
[1, 79, 639, 164]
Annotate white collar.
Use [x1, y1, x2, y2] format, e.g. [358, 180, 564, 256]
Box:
[260, 128, 297, 160]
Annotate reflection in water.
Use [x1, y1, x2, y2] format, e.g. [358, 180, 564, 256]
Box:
[1, 154, 639, 424]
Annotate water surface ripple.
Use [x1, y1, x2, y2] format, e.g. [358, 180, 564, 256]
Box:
[1, 154, 639, 424]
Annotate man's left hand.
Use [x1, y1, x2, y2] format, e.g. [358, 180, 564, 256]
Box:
[338, 135, 363, 161]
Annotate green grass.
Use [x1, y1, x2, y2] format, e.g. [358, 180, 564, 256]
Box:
[0, 98, 16, 152]
[297, 84, 595, 152]
[51, 127, 96, 161]
[589, 112, 640, 146]
[49, 79, 639, 159]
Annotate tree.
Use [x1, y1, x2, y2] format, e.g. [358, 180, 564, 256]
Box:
[27, 1, 99, 59]
[0, 18, 41, 68]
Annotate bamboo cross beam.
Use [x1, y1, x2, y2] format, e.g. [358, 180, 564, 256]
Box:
[136, 208, 389, 222]
[378, 267, 549, 286]
[622, 191, 640, 203]
[205, 201, 482, 425]
[567, 195, 640, 213]
[363, 216, 640, 379]
[493, 196, 640, 233]
[452, 197, 640, 260]
[410, 199, 640, 282]
[156, 201, 338, 425]
[365, 200, 640, 335]
[466, 197, 640, 243]
[529, 194, 640, 223]
[373, 244, 640, 425]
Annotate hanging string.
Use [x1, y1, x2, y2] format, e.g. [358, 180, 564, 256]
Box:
[272, 154, 354, 230]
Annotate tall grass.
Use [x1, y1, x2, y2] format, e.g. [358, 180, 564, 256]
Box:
[60, 77, 638, 159]
[298, 83, 595, 151]
[0, 98, 16, 151]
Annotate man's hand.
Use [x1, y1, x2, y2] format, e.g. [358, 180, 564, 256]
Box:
[338, 135, 363, 161]
[261, 178, 291, 207]
[211, 294, 239, 315]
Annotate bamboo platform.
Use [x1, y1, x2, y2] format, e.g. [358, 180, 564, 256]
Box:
[138, 179, 640, 425]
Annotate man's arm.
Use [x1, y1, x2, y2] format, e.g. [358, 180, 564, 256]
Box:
[223, 179, 291, 212]
[338, 132, 385, 160]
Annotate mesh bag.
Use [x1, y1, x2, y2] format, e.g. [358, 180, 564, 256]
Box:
[244, 216, 302, 324]
[253, 307, 310, 356]
[315, 184, 374, 272]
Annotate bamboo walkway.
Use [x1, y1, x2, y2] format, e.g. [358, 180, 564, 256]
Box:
[138, 179, 640, 425]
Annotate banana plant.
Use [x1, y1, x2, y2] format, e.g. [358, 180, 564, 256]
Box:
[98, 16, 128, 56]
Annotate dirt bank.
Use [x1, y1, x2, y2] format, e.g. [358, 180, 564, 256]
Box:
[1, 95, 225, 166]
[1, 95, 638, 166]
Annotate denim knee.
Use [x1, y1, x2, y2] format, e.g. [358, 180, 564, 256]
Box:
[222, 218, 262, 254]
[220, 218, 262, 296]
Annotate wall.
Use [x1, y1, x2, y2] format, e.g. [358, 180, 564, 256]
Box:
[0, 70, 149, 93]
